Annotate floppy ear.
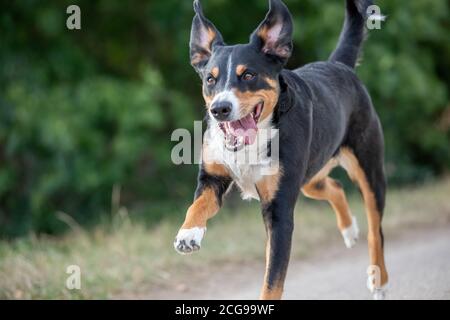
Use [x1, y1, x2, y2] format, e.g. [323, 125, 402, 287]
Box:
[250, 0, 293, 64]
[189, 0, 224, 71]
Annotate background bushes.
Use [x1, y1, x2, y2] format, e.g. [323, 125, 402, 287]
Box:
[0, 0, 449, 237]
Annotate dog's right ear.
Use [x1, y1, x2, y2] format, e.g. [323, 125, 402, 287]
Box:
[250, 0, 293, 65]
[189, 0, 224, 72]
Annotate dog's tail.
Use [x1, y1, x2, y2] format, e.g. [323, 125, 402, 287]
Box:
[329, 0, 380, 68]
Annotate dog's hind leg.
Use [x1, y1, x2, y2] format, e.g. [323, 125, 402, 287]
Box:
[339, 121, 388, 299]
[302, 177, 359, 248]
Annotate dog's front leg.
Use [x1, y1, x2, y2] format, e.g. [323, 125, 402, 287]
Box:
[256, 172, 300, 300]
[174, 163, 231, 255]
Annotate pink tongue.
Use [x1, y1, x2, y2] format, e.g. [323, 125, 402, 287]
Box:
[228, 113, 257, 135]
[225, 113, 258, 145]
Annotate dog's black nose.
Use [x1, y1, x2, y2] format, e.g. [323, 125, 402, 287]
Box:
[210, 101, 232, 121]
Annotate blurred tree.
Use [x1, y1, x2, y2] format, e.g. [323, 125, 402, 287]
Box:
[0, 0, 448, 236]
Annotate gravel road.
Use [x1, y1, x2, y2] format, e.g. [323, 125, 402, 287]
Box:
[152, 226, 450, 300]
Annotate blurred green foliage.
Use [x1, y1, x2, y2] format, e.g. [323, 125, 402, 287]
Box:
[0, 0, 449, 237]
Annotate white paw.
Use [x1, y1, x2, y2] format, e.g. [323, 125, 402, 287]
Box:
[341, 215, 359, 248]
[367, 268, 387, 300]
[372, 288, 386, 300]
[174, 227, 206, 255]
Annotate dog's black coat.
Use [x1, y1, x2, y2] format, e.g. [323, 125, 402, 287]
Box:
[277, 62, 381, 185]
[187, 0, 386, 295]
[263, 59, 386, 286]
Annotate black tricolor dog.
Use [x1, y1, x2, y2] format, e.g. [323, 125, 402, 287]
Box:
[174, 0, 388, 300]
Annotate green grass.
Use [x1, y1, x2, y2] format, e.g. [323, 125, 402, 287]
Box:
[1, 178, 449, 299]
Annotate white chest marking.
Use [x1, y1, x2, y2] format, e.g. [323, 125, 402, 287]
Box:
[203, 115, 279, 200]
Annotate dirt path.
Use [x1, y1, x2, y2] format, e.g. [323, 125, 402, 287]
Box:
[147, 226, 450, 300]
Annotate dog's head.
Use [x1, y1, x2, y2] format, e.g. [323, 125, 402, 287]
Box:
[190, 0, 293, 147]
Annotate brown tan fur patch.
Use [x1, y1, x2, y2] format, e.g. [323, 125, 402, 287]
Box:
[306, 158, 339, 182]
[190, 28, 219, 66]
[233, 77, 279, 121]
[302, 177, 353, 230]
[260, 233, 283, 300]
[181, 187, 219, 229]
[260, 284, 283, 300]
[259, 77, 279, 121]
[257, 171, 283, 300]
[211, 67, 219, 79]
[202, 92, 213, 108]
[204, 162, 229, 177]
[191, 54, 204, 67]
[257, 26, 270, 45]
[236, 64, 247, 77]
[202, 67, 220, 108]
[339, 147, 388, 285]
[256, 170, 282, 204]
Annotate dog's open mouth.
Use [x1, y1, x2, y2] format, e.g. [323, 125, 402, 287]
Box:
[219, 102, 263, 149]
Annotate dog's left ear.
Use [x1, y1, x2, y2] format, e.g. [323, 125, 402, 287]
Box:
[190, 0, 225, 72]
[250, 0, 293, 64]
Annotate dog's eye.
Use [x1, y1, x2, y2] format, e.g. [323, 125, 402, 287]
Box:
[206, 75, 216, 86]
[242, 71, 256, 81]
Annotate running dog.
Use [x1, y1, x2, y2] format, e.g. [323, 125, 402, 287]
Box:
[174, 0, 388, 300]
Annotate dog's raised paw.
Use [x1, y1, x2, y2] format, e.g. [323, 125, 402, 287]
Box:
[174, 227, 206, 255]
[341, 215, 359, 248]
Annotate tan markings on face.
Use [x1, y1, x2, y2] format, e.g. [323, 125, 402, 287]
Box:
[211, 67, 219, 79]
[202, 67, 220, 108]
[181, 187, 219, 229]
[236, 65, 247, 77]
[202, 92, 213, 108]
[233, 77, 279, 121]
